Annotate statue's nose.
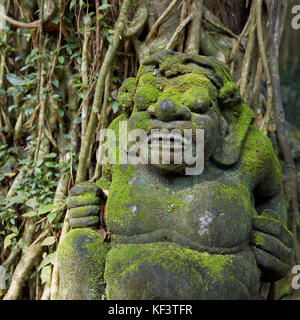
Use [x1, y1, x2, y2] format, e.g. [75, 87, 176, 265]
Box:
[147, 99, 191, 122]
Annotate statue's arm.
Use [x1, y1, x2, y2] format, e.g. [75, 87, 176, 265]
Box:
[66, 114, 126, 229]
[251, 150, 294, 282]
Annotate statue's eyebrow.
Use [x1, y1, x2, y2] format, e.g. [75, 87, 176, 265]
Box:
[181, 55, 215, 72]
[180, 55, 223, 89]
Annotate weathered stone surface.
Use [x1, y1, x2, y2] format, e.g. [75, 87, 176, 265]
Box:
[58, 51, 293, 300]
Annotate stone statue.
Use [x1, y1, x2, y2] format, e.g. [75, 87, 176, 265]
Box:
[57, 50, 293, 300]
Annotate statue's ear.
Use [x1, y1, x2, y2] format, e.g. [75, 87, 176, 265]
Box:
[212, 82, 254, 167]
[117, 77, 137, 117]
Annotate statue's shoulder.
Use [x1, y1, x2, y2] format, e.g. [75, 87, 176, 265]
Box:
[95, 114, 129, 189]
[240, 125, 281, 179]
[107, 113, 128, 134]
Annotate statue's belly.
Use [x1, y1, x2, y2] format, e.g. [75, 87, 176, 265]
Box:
[106, 171, 253, 251]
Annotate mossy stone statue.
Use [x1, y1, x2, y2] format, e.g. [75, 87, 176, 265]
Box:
[57, 50, 293, 300]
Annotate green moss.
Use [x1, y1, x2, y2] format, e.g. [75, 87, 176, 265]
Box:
[241, 124, 281, 181]
[252, 232, 265, 247]
[58, 228, 109, 264]
[118, 77, 137, 115]
[134, 84, 160, 111]
[156, 88, 182, 106]
[163, 197, 184, 213]
[81, 192, 99, 202]
[171, 73, 217, 94]
[84, 232, 108, 265]
[215, 183, 251, 215]
[67, 192, 99, 208]
[107, 113, 127, 142]
[219, 81, 238, 102]
[136, 64, 156, 80]
[57, 228, 110, 299]
[181, 87, 211, 109]
[96, 176, 111, 191]
[105, 242, 234, 298]
[129, 111, 151, 132]
[138, 73, 165, 90]
[231, 102, 254, 144]
[106, 164, 135, 230]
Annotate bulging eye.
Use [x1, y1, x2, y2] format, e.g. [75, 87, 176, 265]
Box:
[191, 99, 211, 114]
[181, 87, 212, 114]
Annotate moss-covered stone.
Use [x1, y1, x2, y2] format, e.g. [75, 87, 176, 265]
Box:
[58, 228, 110, 299]
[118, 77, 137, 116]
[59, 50, 292, 300]
[241, 125, 282, 183]
[104, 242, 258, 300]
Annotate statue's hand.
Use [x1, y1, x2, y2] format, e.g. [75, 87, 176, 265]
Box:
[251, 209, 294, 282]
[67, 182, 105, 229]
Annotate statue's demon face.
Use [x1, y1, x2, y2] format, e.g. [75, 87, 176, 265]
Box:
[118, 51, 254, 173]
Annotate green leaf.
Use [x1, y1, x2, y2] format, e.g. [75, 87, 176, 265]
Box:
[8, 104, 18, 113]
[11, 226, 19, 234]
[38, 252, 56, 270]
[70, 0, 76, 10]
[22, 211, 38, 218]
[38, 204, 54, 215]
[4, 233, 18, 250]
[77, 91, 86, 100]
[26, 198, 37, 209]
[45, 161, 56, 168]
[41, 236, 56, 246]
[66, 46, 72, 55]
[6, 195, 27, 208]
[112, 101, 120, 113]
[52, 79, 59, 88]
[58, 56, 65, 64]
[47, 212, 57, 224]
[6, 74, 24, 86]
[96, 13, 103, 20]
[45, 153, 57, 159]
[52, 17, 60, 25]
[36, 159, 43, 166]
[99, 4, 111, 10]
[40, 265, 52, 284]
[107, 34, 113, 44]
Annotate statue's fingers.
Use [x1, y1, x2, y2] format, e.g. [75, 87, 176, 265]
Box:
[252, 215, 293, 248]
[67, 194, 101, 209]
[68, 216, 99, 229]
[251, 231, 293, 266]
[70, 182, 103, 198]
[68, 206, 101, 219]
[261, 209, 284, 222]
[253, 247, 291, 282]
